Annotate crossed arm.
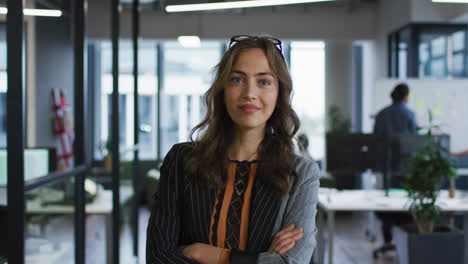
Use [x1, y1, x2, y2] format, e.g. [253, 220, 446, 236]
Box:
[146, 145, 319, 264]
[178, 224, 304, 264]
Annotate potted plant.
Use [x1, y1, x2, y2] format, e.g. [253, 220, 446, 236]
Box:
[327, 104, 351, 133]
[394, 111, 461, 264]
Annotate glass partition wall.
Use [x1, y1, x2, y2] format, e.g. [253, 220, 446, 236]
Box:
[388, 23, 468, 79]
[5, 0, 87, 263]
[6, 0, 144, 262]
[0, 21, 7, 264]
[0, 25, 5, 149]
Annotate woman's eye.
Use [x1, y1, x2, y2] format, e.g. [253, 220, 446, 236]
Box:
[231, 77, 242, 84]
[260, 80, 271, 86]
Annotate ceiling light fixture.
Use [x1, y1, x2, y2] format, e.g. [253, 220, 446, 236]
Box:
[177, 36, 201, 48]
[166, 0, 335, 13]
[432, 0, 468, 3]
[0, 7, 63, 17]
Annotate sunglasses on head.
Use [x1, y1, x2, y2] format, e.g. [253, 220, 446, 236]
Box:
[229, 35, 284, 56]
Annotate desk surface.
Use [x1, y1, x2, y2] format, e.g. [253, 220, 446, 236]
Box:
[26, 186, 133, 214]
[318, 188, 468, 212]
[0, 186, 132, 214]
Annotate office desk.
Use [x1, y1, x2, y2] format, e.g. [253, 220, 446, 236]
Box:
[317, 188, 468, 264]
[26, 186, 133, 264]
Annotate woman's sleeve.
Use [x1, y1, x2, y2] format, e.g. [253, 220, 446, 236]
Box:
[229, 160, 320, 264]
[146, 144, 198, 264]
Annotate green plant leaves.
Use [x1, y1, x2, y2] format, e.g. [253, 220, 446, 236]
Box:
[403, 109, 457, 233]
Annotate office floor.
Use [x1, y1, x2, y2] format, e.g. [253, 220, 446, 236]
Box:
[318, 212, 396, 264]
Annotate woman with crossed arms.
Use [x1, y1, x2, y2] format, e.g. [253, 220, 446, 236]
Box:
[146, 35, 320, 264]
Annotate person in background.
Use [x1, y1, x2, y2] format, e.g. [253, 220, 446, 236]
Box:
[146, 35, 320, 264]
[297, 133, 313, 161]
[372, 83, 417, 258]
[374, 83, 417, 137]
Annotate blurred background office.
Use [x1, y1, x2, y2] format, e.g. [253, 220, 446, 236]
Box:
[1, 0, 468, 264]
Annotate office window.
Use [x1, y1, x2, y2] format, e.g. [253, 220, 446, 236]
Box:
[452, 53, 464, 76]
[430, 58, 446, 78]
[430, 36, 448, 77]
[417, 31, 468, 78]
[419, 34, 450, 78]
[451, 31, 467, 77]
[161, 42, 221, 157]
[0, 40, 5, 148]
[451, 31, 465, 52]
[431, 36, 446, 57]
[96, 41, 158, 160]
[391, 24, 468, 78]
[398, 42, 408, 79]
[290, 41, 326, 160]
[418, 42, 430, 77]
[137, 43, 158, 160]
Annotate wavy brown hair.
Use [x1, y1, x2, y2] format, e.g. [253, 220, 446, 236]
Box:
[186, 36, 301, 196]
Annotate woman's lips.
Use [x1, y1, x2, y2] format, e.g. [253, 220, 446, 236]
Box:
[240, 104, 260, 113]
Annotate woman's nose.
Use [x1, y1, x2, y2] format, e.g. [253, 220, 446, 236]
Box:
[241, 79, 257, 100]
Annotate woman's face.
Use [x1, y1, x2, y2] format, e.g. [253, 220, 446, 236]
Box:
[224, 48, 279, 132]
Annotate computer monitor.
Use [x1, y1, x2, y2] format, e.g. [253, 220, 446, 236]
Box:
[326, 133, 381, 189]
[390, 134, 450, 173]
[326, 133, 380, 172]
[384, 134, 450, 190]
[0, 148, 56, 186]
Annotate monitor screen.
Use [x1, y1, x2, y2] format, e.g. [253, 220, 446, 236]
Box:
[390, 134, 450, 173]
[0, 148, 54, 186]
[326, 133, 380, 173]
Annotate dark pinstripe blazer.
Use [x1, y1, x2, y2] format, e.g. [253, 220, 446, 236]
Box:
[146, 143, 320, 264]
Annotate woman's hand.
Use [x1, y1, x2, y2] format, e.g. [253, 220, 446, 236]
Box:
[268, 224, 303, 255]
[179, 243, 223, 264]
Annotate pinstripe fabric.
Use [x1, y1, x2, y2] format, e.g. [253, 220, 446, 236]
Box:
[146, 143, 320, 264]
[257, 155, 320, 264]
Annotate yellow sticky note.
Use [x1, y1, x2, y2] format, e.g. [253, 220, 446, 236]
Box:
[434, 108, 441, 116]
[416, 99, 424, 106]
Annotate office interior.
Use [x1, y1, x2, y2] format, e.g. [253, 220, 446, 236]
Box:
[1, 0, 468, 263]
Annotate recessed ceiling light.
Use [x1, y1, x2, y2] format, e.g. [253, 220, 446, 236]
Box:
[166, 0, 336, 13]
[177, 36, 201, 48]
[432, 0, 468, 3]
[0, 7, 62, 17]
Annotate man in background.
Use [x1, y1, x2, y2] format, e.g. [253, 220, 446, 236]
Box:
[374, 83, 417, 137]
[372, 83, 417, 258]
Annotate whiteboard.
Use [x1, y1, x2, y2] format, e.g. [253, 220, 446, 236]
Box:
[374, 79, 468, 153]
